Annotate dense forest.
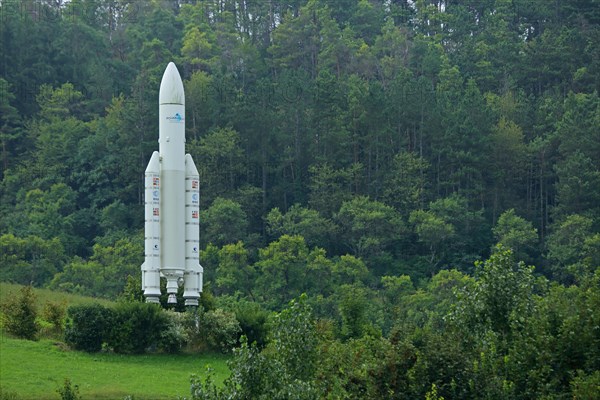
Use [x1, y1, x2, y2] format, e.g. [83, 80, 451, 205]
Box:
[0, 0, 599, 398]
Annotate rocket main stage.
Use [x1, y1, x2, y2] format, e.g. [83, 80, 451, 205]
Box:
[141, 62, 203, 306]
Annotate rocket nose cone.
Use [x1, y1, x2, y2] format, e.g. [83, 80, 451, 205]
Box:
[159, 62, 185, 105]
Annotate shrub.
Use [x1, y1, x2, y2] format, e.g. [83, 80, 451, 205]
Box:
[198, 308, 240, 353]
[42, 301, 66, 333]
[571, 370, 600, 400]
[65, 303, 113, 352]
[186, 296, 319, 399]
[185, 307, 240, 353]
[107, 302, 167, 354]
[159, 310, 189, 353]
[1, 285, 38, 340]
[57, 378, 81, 400]
[233, 301, 269, 348]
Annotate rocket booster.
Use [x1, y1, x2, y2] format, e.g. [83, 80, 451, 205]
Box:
[142, 62, 203, 306]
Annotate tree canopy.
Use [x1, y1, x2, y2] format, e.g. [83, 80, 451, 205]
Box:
[1, 1, 599, 398]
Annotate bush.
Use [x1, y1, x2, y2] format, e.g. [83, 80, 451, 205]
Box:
[107, 302, 167, 354]
[199, 308, 240, 353]
[1, 285, 38, 340]
[234, 301, 269, 348]
[57, 378, 81, 400]
[65, 303, 113, 352]
[159, 310, 189, 353]
[570, 370, 600, 400]
[42, 301, 66, 333]
[186, 308, 241, 353]
[186, 296, 319, 399]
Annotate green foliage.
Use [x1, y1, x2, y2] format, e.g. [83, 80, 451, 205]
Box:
[317, 335, 407, 399]
[410, 194, 490, 273]
[553, 92, 600, 220]
[408, 328, 473, 398]
[337, 284, 375, 340]
[215, 241, 254, 299]
[65, 303, 112, 352]
[492, 209, 538, 262]
[0, 0, 597, 287]
[1, 1, 600, 398]
[1, 285, 38, 340]
[336, 196, 404, 262]
[0, 234, 65, 286]
[107, 302, 167, 354]
[382, 274, 414, 297]
[186, 295, 318, 400]
[196, 308, 241, 353]
[570, 370, 600, 400]
[546, 214, 598, 283]
[190, 128, 246, 207]
[452, 246, 536, 338]
[232, 301, 270, 348]
[425, 384, 445, 400]
[57, 378, 81, 400]
[410, 209, 456, 270]
[266, 204, 336, 250]
[49, 237, 142, 298]
[0, 78, 23, 176]
[158, 310, 189, 354]
[254, 235, 311, 308]
[308, 163, 362, 217]
[383, 152, 430, 214]
[488, 117, 527, 216]
[332, 255, 369, 286]
[41, 301, 66, 333]
[189, 367, 222, 400]
[200, 198, 249, 248]
[269, 295, 318, 381]
[120, 275, 145, 303]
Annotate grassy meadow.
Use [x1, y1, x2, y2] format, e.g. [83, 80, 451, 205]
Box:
[0, 283, 230, 399]
[0, 337, 229, 399]
[0, 283, 114, 309]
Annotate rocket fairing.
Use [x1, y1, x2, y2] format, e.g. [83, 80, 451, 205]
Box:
[142, 62, 203, 307]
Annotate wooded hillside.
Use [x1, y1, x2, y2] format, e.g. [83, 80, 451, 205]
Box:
[1, 0, 598, 291]
[0, 1, 599, 397]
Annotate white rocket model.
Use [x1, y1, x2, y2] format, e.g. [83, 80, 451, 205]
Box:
[142, 62, 203, 306]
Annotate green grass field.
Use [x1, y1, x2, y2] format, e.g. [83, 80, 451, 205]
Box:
[0, 336, 229, 400]
[0, 283, 230, 399]
[0, 283, 114, 309]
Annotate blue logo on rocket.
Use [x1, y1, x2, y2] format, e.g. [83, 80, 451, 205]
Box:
[166, 113, 184, 123]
